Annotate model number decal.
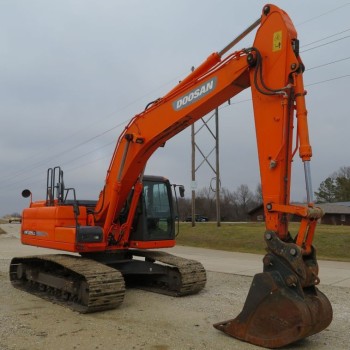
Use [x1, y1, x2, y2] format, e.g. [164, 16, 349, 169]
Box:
[173, 77, 217, 111]
[23, 230, 48, 237]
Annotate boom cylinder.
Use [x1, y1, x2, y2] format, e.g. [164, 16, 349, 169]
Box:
[294, 73, 312, 161]
[294, 72, 314, 204]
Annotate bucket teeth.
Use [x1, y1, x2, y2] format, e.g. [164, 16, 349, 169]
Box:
[214, 232, 332, 348]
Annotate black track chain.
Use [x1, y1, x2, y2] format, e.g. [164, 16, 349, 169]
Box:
[132, 250, 207, 296]
[10, 254, 125, 313]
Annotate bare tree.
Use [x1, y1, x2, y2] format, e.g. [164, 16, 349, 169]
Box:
[234, 184, 255, 220]
[196, 187, 215, 219]
[333, 166, 350, 179]
[220, 187, 239, 221]
[177, 197, 191, 220]
[178, 184, 259, 222]
[255, 183, 263, 204]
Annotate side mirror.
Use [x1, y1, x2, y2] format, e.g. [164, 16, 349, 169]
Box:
[179, 186, 185, 198]
[22, 189, 32, 198]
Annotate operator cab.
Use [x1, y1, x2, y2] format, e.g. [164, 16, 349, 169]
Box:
[129, 175, 178, 242]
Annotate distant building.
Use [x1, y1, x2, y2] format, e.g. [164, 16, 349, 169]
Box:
[248, 203, 350, 225]
[333, 201, 350, 207]
[317, 203, 350, 225]
[248, 204, 265, 222]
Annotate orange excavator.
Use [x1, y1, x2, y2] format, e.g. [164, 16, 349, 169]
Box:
[10, 4, 332, 348]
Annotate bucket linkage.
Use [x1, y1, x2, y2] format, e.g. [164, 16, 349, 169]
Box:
[214, 231, 332, 348]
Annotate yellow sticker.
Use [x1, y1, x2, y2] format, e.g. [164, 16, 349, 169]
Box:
[273, 30, 282, 52]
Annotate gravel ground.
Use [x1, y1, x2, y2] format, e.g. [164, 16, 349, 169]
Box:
[0, 225, 349, 350]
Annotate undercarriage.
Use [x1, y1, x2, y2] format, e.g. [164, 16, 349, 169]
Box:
[9, 250, 207, 313]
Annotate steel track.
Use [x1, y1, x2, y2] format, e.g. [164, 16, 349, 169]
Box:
[9, 250, 206, 313]
[10, 254, 125, 313]
[131, 250, 207, 296]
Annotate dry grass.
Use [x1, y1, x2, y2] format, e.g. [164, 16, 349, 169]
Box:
[176, 222, 350, 262]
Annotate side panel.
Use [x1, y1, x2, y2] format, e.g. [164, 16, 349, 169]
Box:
[21, 206, 94, 252]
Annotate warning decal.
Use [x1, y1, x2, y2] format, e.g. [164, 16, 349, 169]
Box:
[273, 31, 282, 52]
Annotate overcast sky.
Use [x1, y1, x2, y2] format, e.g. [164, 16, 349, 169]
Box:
[1, 0, 350, 216]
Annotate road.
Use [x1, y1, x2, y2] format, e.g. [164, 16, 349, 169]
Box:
[164, 245, 350, 288]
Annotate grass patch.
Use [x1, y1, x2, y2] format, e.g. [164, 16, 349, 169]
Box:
[176, 222, 350, 262]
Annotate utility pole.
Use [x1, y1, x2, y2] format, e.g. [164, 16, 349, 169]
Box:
[191, 66, 196, 227]
[191, 123, 196, 227]
[191, 108, 221, 227]
[215, 108, 221, 227]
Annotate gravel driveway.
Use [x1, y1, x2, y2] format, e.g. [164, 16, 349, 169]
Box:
[0, 224, 349, 350]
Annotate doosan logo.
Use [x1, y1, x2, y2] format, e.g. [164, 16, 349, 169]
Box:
[173, 77, 217, 111]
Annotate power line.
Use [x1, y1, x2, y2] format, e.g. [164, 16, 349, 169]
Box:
[302, 28, 350, 48]
[0, 150, 112, 194]
[297, 3, 350, 26]
[306, 74, 350, 87]
[0, 72, 187, 184]
[60, 140, 115, 168]
[64, 155, 110, 175]
[0, 138, 115, 191]
[301, 34, 350, 53]
[0, 119, 128, 184]
[307, 56, 350, 70]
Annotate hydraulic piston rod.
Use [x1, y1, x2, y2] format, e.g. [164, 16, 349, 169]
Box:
[304, 161, 314, 204]
[218, 18, 260, 57]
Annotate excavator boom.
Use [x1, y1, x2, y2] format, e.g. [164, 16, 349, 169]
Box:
[12, 4, 332, 349]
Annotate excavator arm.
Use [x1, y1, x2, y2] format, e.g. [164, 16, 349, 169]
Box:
[94, 50, 250, 242]
[95, 4, 320, 254]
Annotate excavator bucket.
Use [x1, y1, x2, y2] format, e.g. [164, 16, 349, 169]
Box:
[214, 271, 332, 348]
[214, 232, 333, 348]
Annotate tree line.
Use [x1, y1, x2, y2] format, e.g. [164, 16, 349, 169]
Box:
[178, 166, 350, 222]
[178, 184, 262, 222]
